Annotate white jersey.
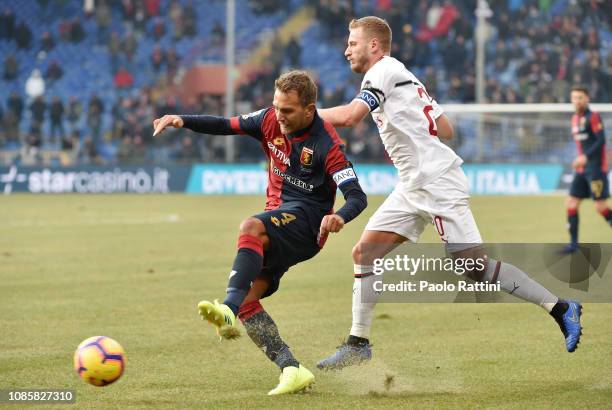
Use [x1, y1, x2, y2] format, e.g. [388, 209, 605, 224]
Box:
[354, 56, 462, 190]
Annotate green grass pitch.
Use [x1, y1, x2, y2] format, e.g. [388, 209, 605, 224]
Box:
[1, 194, 611, 409]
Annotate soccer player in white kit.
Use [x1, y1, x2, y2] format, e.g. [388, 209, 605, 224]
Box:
[316, 17, 583, 369]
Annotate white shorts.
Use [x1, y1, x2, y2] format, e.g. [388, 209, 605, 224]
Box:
[365, 166, 482, 248]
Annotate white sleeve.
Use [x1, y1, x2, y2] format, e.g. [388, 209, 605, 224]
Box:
[431, 97, 444, 118]
[353, 62, 396, 112]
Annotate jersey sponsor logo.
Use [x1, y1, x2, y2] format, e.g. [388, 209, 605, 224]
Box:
[273, 136, 285, 146]
[272, 166, 314, 192]
[357, 90, 379, 111]
[267, 141, 291, 166]
[241, 108, 266, 120]
[300, 147, 314, 166]
[332, 167, 357, 186]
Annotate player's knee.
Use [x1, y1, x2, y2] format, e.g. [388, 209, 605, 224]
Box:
[594, 200, 607, 214]
[239, 217, 265, 236]
[352, 242, 373, 265]
[566, 197, 580, 210]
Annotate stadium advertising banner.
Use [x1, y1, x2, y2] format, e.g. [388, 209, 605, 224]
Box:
[463, 164, 564, 195]
[184, 164, 565, 195]
[2, 164, 566, 195]
[0, 166, 191, 194]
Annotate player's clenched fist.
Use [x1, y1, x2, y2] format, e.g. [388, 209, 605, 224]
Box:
[152, 114, 184, 136]
[319, 214, 345, 236]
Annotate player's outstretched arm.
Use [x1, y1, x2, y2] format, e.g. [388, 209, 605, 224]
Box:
[319, 100, 370, 128]
[435, 114, 454, 140]
[153, 114, 240, 137]
[152, 114, 184, 136]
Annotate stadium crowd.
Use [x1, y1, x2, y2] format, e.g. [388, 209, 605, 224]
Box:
[0, 0, 609, 165]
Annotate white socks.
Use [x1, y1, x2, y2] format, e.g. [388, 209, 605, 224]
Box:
[349, 264, 380, 339]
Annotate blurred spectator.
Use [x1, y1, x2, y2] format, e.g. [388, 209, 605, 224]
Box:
[7, 92, 24, 123]
[20, 134, 42, 165]
[45, 60, 64, 83]
[67, 96, 82, 134]
[169, 0, 184, 40]
[25, 69, 45, 99]
[40, 31, 55, 52]
[166, 47, 179, 79]
[83, 0, 94, 16]
[144, 0, 161, 17]
[122, 30, 137, 61]
[15, 21, 32, 50]
[175, 135, 201, 162]
[87, 94, 104, 141]
[78, 137, 104, 164]
[61, 130, 79, 152]
[211, 20, 225, 46]
[49, 96, 65, 143]
[29, 96, 47, 130]
[183, 0, 197, 37]
[152, 17, 165, 40]
[151, 45, 165, 72]
[70, 18, 85, 43]
[286, 36, 301, 67]
[117, 135, 134, 162]
[3, 54, 18, 81]
[133, 2, 147, 35]
[114, 66, 134, 89]
[95, 0, 112, 45]
[2, 107, 19, 143]
[0, 8, 15, 41]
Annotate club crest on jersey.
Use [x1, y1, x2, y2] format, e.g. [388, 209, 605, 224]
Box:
[300, 147, 314, 166]
[273, 136, 285, 146]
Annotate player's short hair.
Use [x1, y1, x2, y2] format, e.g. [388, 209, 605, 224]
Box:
[570, 85, 589, 96]
[274, 70, 317, 107]
[348, 16, 392, 53]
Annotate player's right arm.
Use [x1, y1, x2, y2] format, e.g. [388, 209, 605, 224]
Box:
[318, 100, 370, 128]
[153, 109, 268, 139]
[435, 114, 454, 140]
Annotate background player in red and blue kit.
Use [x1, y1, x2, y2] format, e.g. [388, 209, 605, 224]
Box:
[564, 85, 611, 253]
[152, 70, 367, 395]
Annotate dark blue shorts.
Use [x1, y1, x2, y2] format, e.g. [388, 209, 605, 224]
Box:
[569, 171, 610, 200]
[253, 204, 323, 298]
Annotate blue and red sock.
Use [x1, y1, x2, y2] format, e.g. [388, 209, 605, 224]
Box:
[223, 234, 263, 316]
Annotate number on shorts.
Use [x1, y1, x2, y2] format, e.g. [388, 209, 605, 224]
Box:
[434, 216, 448, 242]
[271, 213, 296, 227]
[591, 180, 603, 198]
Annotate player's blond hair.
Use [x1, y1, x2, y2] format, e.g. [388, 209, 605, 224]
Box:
[274, 70, 317, 107]
[349, 16, 392, 53]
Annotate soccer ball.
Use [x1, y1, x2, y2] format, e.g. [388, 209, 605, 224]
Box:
[73, 336, 126, 386]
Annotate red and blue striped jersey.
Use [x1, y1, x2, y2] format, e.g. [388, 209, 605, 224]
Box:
[572, 108, 607, 173]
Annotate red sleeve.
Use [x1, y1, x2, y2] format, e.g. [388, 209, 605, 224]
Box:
[323, 121, 350, 175]
[590, 112, 605, 137]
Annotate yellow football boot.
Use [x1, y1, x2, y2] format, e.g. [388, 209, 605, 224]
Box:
[267, 364, 315, 395]
[197, 300, 240, 340]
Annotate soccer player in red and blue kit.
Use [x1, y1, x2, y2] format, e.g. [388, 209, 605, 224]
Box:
[152, 71, 367, 395]
[563, 85, 611, 253]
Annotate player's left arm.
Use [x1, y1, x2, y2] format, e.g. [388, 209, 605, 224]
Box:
[318, 100, 370, 128]
[320, 144, 367, 236]
[583, 112, 606, 159]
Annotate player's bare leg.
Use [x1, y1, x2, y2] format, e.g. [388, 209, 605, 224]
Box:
[318, 230, 406, 370]
[198, 217, 270, 339]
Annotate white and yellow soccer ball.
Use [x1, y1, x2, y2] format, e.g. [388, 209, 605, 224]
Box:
[74, 336, 126, 386]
